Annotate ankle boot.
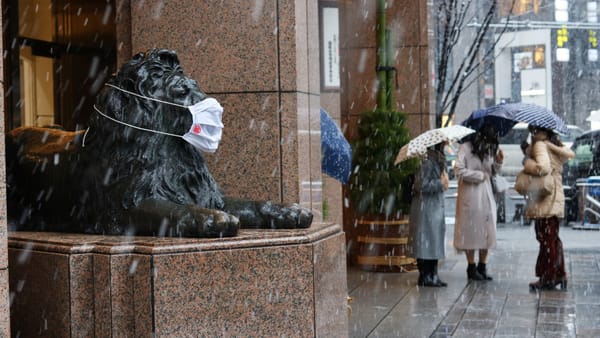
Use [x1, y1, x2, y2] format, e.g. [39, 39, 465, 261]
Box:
[529, 278, 567, 291]
[430, 260, 447, 287]
[417, 259, 433, 286]
[477, 262, 493, 281]
[418, 260, 444, 287]
[467, 263, 484, 281]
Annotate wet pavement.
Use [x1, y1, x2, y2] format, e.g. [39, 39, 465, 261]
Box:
[347, 221, 600, 337]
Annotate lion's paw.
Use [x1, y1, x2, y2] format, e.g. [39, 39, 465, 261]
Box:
[179, 207, 239, 238]
[200, 211, 239, 238]
[259, 202, 313, 229]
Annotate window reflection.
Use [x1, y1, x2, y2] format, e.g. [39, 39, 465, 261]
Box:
[499, 0, 542, 16]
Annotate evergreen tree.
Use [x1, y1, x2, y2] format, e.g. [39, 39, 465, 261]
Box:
[348, 0, 418, 218]
[349, 109, 418, 217]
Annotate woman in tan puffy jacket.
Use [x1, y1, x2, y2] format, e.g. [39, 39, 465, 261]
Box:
[522, 126, 574, 291]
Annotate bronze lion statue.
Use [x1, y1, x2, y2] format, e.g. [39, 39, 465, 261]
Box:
[7, 49, 313, 238]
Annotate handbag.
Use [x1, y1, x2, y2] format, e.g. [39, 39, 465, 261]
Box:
[492, 174, 509, 193]
[514, 170, 554, 197]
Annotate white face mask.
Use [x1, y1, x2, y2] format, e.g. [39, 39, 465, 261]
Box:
[182, 98, 224, 153]
[96, 84, 224, 153]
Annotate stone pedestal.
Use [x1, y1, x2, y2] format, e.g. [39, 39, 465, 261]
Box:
[8, 223, 348, 337]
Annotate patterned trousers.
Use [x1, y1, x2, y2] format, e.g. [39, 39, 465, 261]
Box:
[534, 216, 566, 282]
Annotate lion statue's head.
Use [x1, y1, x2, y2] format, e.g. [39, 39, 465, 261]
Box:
[89, 49, 207, 143]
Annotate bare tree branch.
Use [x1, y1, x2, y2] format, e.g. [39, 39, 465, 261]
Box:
[440, 16, 513, 117]
[434, 0, 516, 128]
[442, 1, 497, 125]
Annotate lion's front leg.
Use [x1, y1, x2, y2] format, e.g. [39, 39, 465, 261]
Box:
[223, 198, 313, 229]
[127, 199, 239, 237]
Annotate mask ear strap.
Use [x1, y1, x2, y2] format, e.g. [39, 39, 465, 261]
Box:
[92, 105, 184, 138]
[105, 83, 188, 108]
[82, 128, 90, 147]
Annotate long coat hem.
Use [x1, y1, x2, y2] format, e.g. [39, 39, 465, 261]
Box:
[408, 151, 447, 260]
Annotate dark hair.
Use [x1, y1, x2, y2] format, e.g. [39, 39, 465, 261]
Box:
[426, 146, 446, 172]
[470, 125, 499, 161]
[433, 142, 445, 152]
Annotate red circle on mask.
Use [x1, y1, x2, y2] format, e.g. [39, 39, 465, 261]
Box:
[192, 124, 202, 134]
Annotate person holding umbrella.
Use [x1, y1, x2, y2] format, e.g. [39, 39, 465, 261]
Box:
[407, 142, 450, 287]
[396, 125, 475, 287]
[453, 124, 503, 281]
[521, 125, 574, 290]
[461, 101, 574, 286]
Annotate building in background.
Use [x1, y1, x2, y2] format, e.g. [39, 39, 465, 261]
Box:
[452, 0, 600, 131]
[496, 0, 600, 129]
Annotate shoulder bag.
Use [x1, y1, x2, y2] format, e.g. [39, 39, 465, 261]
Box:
[514, 170, 554, 197]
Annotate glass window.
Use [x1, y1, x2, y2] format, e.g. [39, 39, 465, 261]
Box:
[562, 126, 585, 144]
[500, 0, 542, 16]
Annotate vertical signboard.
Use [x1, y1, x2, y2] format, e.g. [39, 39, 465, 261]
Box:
[321, 5, 340, 90]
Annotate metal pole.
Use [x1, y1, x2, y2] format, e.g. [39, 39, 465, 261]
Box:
[376, 0, 387, 109]
[385, 29, 394, 110]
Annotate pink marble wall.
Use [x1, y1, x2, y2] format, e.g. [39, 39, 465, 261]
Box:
[126, 0, 322, 221]
[8, 224, 348, 336]
[9, 244, 93, 337]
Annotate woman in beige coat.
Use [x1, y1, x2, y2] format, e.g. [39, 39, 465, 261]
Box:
[454, 125, 503, 281]
[522, 126, 574, 290]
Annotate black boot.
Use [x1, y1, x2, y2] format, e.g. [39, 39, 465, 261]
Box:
[467, 263, 484, 281]
[477, 262, 493, 280]
[417, 259, 428, 286]
[418, 259, 445, 287]
[429, 260, 447, 287]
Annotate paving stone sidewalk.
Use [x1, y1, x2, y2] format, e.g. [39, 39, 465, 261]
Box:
[347, 223, 600, 337]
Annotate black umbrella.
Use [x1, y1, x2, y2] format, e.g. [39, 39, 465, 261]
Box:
[461, 105, 518, 137]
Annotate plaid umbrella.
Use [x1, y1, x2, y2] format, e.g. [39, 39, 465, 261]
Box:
[505, 103, 569, 135]
[462, 103, 569, 136]
[394, 125, 475, 164]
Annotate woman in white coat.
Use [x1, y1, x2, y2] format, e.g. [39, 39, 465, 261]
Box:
[454, 125, 503, 281]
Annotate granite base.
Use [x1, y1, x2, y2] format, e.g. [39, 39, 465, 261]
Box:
[8, 223, 348, 337]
